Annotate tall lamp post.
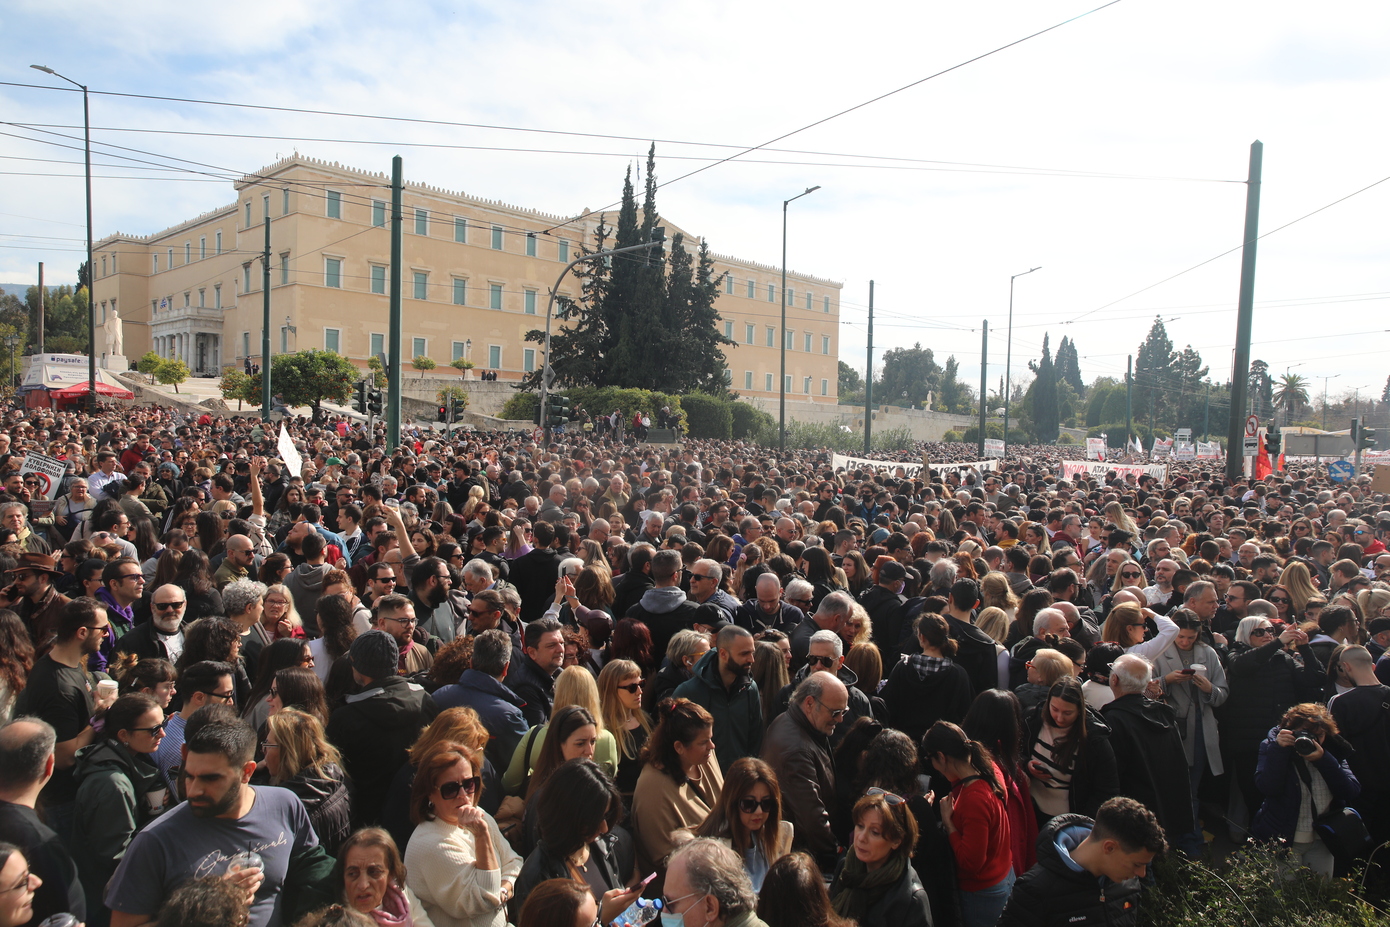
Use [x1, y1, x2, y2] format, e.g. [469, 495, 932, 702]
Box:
[1002, 266, 1041, 457]
[1279, 362, 1305, 425]
[1317, 373, 1341, 431]
[30, 65, 95, 410]
[780, 185, 820, 451]
[3, 334, 18, 391]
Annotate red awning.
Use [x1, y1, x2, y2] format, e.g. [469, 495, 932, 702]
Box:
[50, 381, 135, 400]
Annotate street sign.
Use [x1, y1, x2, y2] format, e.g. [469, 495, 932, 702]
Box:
[1245, 415, 1259, 438]
[1243, 436, 1258, 457]
[1328, 460, 1354, 483]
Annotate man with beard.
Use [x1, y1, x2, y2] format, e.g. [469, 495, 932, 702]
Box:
[0, 553, 70, 651]
[116, 583, 188, 663]
[673, 624, 762, 772]
[105, 719, 333, 927]
[406, 556, 468, 645]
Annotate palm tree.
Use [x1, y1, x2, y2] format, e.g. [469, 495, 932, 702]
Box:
[1273, 373, 1310, 421]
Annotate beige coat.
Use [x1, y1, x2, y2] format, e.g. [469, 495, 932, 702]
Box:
[630, 757, 724, 875]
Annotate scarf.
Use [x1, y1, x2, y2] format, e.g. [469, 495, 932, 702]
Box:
[831, 851, 907, 922]
[369, 883, 414, 927]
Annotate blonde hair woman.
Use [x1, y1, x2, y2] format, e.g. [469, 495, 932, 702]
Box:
[1356, 586, 1390, 622]
[980, 573, 1020, 619]
[503, 666, 619, 792]
[1104, 501, 1141, 545]
[597, 658, 653, 799]
[264, 707, 351, 855]
[1281, 560, 1320, 618]
[973, 605, 1012, 689]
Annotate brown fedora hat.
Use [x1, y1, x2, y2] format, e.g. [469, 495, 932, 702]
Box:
[5, 552, 64, 577]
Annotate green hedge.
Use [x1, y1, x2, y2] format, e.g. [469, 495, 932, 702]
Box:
[942, 430, 964, 443]
[681, 394, 732, 439]
[961, 422, 1003, 443]
[731, 402, 774, 440]
[500, 391, 539, 421]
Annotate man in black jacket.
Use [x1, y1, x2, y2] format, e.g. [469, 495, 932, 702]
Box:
[858, 559, 909, 668]
[998, 797, 1165, 927]
[937, 577, 1004, 696]
[505, 617, 565, 727]
[625, 550, 701, 661]
[1329, 645, 1390, 844]
[326, 631, 438, 826]
[611, 544, 655, 619]
[508, 520, 565, 623]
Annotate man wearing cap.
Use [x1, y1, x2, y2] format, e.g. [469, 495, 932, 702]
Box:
[859, 559, 911, 668]
[327, 629, 438, 826]
[0, 553, 70, 651]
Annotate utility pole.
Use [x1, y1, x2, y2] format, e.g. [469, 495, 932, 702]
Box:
[1203, 384, 1210, 442]
[1225, 141, 1263, 481]
[864, 280, 874, 455]
[36, 262, 44, 354]
[260, 217, 271, 420]
[388, 156, 403, 449]
[978, 320, 988, 460]
[1125, 355, 1133, 451]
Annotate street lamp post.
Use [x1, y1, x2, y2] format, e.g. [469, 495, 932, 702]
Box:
[1317, 373, 1341, 431]
[1280, 363, 1305, 425]
[31, 65, 95, 410]
[4, 334, 18, 391]
[780, 185, 820, 452]
[1003, 266, 1041, 457]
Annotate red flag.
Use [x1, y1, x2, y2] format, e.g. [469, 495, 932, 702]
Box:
[1255, 433, 1273, 480]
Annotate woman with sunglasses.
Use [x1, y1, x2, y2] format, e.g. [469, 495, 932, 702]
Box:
[828, 788, 931, 927]
[405, 739, 521, 927]
[1222, 616, 1327, 837]
[694, 757, 793, 891]
[1022, 676, 1119, 824]
[597, 659, 652, 802]
[1099, 601, 1179, 664]
[1266, 583, 1296, 624]
[72, 692, 168, 925]
[922, 721, 1015, 927]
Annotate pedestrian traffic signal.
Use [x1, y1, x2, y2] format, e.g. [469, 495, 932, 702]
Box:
[548, 395, 572, 427]
[1265, 424, 1281, 456]
[1361, 426, 1378, 451]
[366, 387, 383, 416]
[354, 381, 368, 415]
[452, 397, 467, 420]
[437, 405, 448, 422]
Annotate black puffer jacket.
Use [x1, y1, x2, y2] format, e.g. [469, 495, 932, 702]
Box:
[1024, 705, 1120, 819]
[997, 814, 1145, 927]
[277, 762, 352, 856]
[1220, 639, 1327, 751]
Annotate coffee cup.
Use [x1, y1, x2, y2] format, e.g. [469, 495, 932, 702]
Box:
[1189, 663, 1207, 676]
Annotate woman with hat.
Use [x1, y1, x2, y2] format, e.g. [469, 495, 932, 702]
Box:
[0, 553, 70, 651]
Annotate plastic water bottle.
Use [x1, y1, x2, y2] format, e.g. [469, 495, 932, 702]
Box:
[37, 916, 80, 927]
[610, 897, 663, 927]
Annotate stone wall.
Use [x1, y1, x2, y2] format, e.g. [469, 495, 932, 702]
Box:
[741, 396, 1016, 443]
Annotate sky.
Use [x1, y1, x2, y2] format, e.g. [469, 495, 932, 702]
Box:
[1, 0, 1387, 410]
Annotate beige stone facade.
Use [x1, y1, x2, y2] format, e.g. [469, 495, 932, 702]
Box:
[91, 156, 840, 401]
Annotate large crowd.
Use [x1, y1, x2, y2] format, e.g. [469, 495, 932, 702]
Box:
[0, 401, 1387, 927]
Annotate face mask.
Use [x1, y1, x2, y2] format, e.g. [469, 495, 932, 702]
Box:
[659, 896, 707, 927]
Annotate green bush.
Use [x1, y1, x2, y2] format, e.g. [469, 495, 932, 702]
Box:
[942, 430, 964, 443]
[747, 419, 914, 454]
[731, 402, 775, 440]
[1058, 433, 1076, 445]
[961, 422, 1004, 444]
[681, 393, 732, 440]
[500, 391, 538, 421]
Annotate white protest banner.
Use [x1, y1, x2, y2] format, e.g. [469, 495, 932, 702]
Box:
[931, 459, 1001, 477]
[19, 452, 67, 519]
[983, 438, 1005, 458]
[1197, 441, 1222, 459]
[831, 453, 998, 479]
[1151, 438, 1173, 457]
[1085, 438, 1107, 461]
[1061, 460, 1168, 484]
[1174, 442, 1195, 461]
[278, 425, 304, 478]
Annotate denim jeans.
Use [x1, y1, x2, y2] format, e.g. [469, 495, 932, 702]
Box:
[960, 869, 1016, 927]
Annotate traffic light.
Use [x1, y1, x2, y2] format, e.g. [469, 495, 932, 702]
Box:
[452, 397, 467, 420]
[437, 405, 448, 423]
[1361, 425, 1378, 451]
[354, 381, 367, 414]
[366, 387, 383, 416]
[548, 395, 571, 427]
[1352, 418, 1360, 447]
[1266, 424, 1281, 456]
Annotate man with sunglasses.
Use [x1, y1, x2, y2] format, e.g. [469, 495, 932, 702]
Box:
[772, 629, 871, 749]
[0, 553, 70, 649]
[762, 671, 849, 873]
[154, 661, 236, 793]
[117, 585, 187, 664]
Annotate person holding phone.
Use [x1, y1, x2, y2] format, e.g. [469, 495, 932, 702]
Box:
[1022, 677, 1119, 824]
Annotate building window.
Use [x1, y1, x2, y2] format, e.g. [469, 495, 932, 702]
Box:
[744, 371, 753, 390]
[523, 348, 536, 373]
[491, 226, 503, 250]
[325, 328, 341, 354]
[746, 279, 754, 298]
[453, 279, 467, 306]
[326, 191, 341, 219]
[214, 284, 222, 309]
[412, 337, 427, 357]
[152, 254, 159, 273]
[262, 195, 270, 219]
[526, 233, 537, 257]
[415, 208, 428, 236]
[199, 237, 206, 260]
[245, 202, 252, 226]
[785, 329, 794, 350]
[325, 258, 342, 289]
[150, 300, 157, 317]
[558, 239, 569, 263]
[490, 283, 502, 310]
[724, 368, 733, 384]
[370, 333, 384, 356]
[765, 373, 773, 392]
[765, 327, 774, 347]
[725, 274, 734, 295]
[821, 378, 829, 396]
[454, 217, 467, 243]
[100, 256, 107, 276]
[488, 344, 501, 368]
[198, 288, 205, 308]
[822, 335, 830, 355]
[168, 248, 174, 268]
[371, 266, 386, 295]
[824, 296, 831, 314]
[723, 321, 733, 339]
[280, 252, 289, 286]
[372, 201, 386, 228]
[243, 332, 250, 357]
[216, 230, 222, 254]
[243, 265, 251, 293]
[280, 326, 288, 354]
[524, 289, 537, 315]
[282, 188, 289, 214]
[413, 272, 428, 300]
[745, 324, 754, 345]
[452, 341, 467, 361]
[803, 376, 811, 394]
[184, 242, 191, 264]
[804, 332, 812, 353]
[785, 375, 793, 392]
[786, 288, 793, 307]
[805, 292, 813, 310]
[183, 292, 190, 308]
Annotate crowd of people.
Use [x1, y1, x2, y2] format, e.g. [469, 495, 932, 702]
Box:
[0, 401, 1386, 927]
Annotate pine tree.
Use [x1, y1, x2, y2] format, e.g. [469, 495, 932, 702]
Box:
[1056, 336, 1084, 394]
[521, 218, 611, 389]
[1028, 333, 1060, 442]
[1134, 316, 1176, 424]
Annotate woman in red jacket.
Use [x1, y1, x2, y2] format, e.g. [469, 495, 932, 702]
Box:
[923, 721, 1014, 927]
